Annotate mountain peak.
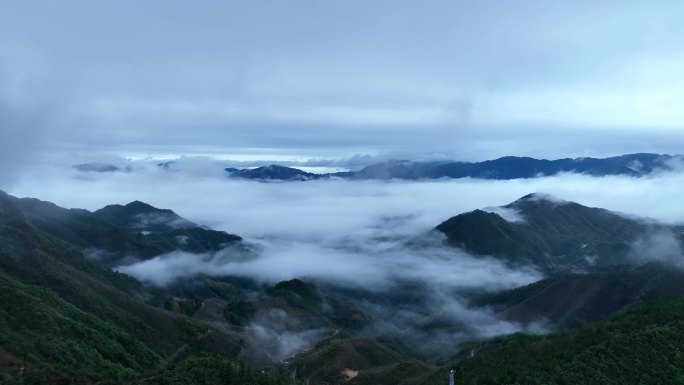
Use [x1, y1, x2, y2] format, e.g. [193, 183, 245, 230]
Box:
[225, 164, 320, 181]
[510, 193, 568, 207]
[94, 200, 194, 232]
[124, 200, 163, 213]
[264, 164, 289, 170]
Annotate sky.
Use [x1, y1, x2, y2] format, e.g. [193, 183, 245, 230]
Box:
[2, 0, 684, 175]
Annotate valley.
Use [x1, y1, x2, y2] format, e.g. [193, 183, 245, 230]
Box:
[2, 183, 684, 384]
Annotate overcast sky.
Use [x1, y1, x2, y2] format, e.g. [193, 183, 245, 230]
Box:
[2, 0, 684, 165]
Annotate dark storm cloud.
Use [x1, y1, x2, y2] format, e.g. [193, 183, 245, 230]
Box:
[1, 0, 684, 162]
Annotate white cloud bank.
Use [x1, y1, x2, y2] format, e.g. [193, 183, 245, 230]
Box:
[10, 157, 684, 287]
[11, 157, 684, 230]
[9, 158, 684, 356]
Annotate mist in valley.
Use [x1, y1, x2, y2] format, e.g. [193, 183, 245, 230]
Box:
[6, 157, 684, 364]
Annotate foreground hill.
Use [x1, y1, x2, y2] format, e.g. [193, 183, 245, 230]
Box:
[223, 153, 678, 181]
[0, 191, 196, 380]
[0, 191, 286, 385]
[423, 293, 684, 385]
[290, 337, 432, 385]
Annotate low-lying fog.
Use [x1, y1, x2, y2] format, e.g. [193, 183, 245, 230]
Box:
[8, 157, 684, 356]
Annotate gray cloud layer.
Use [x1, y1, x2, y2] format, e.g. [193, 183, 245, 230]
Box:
[1, 0, 684, 169]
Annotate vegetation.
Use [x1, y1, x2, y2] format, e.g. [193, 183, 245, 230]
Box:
[469, 263, 684, 330]
[436, 194, 668, 271]
[148, 353, 297, 385]
[7, 189, 684, 385]
[291, 338, 407, 384]
[223, 300, 257, 326]
[423, 294, 684, 385]
[0, 192, 250, 384]
[14, 197, 242, 266]
[351, 360, 435, 385]
[262, 279, 369, 332]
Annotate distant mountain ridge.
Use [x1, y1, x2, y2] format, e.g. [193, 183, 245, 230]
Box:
[224, 153, 679, 181]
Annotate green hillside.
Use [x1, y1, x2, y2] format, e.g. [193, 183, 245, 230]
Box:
[13, 197, 242, 266]
[0, 191, 285, 385]
[93, 201, 242, 255]
[423, 293, 684, 385]
[470, 264, 684, 330]
[290, 337, 409, 385]
[436, 193, 676, 271]
[5, 189, 684, 385]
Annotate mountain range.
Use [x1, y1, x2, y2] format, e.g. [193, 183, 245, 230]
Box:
[224, 153, 680, 181]
[3, 188, 684, 384]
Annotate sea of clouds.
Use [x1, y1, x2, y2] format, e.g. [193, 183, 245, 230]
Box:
[6, 156, 684, 357]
